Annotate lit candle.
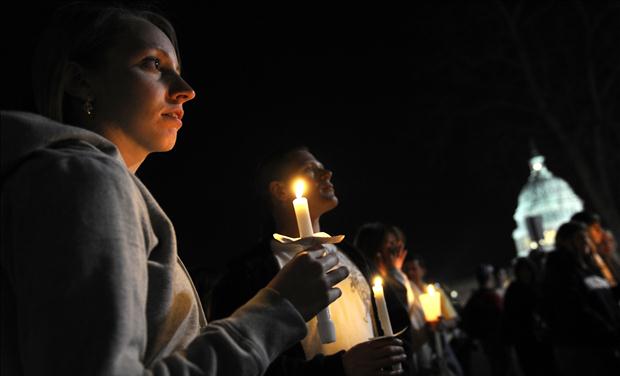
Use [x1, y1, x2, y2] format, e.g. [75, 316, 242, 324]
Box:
[293, 179, 314, 238]
[372, 276, 393, 336]
[420, 285, 448, 373]
[419, 284, 441, 322]
[372, 276, 403, 372]
[291, 178, 336, 344]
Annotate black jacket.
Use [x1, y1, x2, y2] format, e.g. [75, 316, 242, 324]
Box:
[542, 248, 620, 347]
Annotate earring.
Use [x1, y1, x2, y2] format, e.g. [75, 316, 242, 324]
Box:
[84, 99, 94, 116]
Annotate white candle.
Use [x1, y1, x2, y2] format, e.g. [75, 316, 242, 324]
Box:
[293, 180, 314, 238]
[372, 276, 403, 372]
[372, 276, 393, 336]
[419, 284, 441, 322]
[291, 178, 336, 344]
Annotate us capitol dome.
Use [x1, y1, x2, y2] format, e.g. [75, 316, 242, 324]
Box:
[512, 152, 583, 257]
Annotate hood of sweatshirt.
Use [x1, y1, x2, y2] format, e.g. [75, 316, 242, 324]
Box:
[1, 111, 120, 180]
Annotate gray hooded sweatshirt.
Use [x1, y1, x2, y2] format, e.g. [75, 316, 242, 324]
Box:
[0, 111, 307, 375]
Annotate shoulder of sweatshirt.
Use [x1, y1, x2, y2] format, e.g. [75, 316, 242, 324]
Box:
[5, 139, 135, 198]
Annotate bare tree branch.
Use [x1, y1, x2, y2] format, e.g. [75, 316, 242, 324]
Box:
[497, 0, 619, 229]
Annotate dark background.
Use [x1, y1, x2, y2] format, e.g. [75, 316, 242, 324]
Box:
[4, 1, 620, 296]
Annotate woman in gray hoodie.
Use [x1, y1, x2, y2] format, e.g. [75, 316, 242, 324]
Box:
[0, 3, 349, 375]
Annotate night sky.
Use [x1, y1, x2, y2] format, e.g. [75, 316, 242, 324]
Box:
[4, 1, 620, 295]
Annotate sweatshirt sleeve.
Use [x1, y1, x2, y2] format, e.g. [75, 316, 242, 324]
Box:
[207, 242, 349, 376]
[175, 288, 308, 376]
[3, 148, 306, 376]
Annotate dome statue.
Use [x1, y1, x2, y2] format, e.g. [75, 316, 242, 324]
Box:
[512, 152, 583, 256]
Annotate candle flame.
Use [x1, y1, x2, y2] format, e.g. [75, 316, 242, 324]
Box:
[373, 276, 383, 288]
[427, 284, 435, 295]
[293, 179, 306, 198]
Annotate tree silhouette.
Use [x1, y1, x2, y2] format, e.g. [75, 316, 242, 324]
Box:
[441, 0, 620, 237]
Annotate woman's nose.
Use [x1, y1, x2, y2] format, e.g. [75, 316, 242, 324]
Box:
[169, 75, 196, 104]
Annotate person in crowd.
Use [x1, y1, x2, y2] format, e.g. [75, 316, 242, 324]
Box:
[542, 221, 620, 376]
[357, 222, 463, 375]
[403, 255, 460, 329]
[461, 264, 510, 376]
[571, 211, 620, 297]
[493, 267, 510, 298]
[0, 3, 350, 375]
[503, 257, 557, 375]
[208, 147, 408, 376]
[354, 222, 420, 374]
[401, 251, 462, 376]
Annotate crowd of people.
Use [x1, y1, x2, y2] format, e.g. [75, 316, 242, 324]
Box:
[2, 2, 619, 376]
[457, 211, 620, 376]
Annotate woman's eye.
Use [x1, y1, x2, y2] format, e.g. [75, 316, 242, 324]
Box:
[141, 57, 161, 71]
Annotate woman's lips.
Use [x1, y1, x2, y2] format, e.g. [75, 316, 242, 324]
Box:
[162, 113, 182, 128]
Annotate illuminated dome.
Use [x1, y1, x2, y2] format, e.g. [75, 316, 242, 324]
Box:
[512, 153, 583, 256]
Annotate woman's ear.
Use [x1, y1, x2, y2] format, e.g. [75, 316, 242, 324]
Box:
[269, 181, 289, 204]
[63, 61, 93, 100]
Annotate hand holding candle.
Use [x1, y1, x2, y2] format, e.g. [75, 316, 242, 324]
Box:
[292, 178, 336, 343]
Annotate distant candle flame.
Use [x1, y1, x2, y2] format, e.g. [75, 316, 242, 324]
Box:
[294, 179, 306, 199]
[373, 276, 383, 288]
[427, 284, 435, 295]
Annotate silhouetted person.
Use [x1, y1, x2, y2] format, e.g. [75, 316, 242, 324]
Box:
[542, 221, 620, 376]
[494, 267, 510, 298]
[571, 211, 620, 297]
[503, 258, 557, 376]
[461, 264, 509, 376]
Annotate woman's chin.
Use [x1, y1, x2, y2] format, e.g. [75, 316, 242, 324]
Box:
[156, 133, 178, 152]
